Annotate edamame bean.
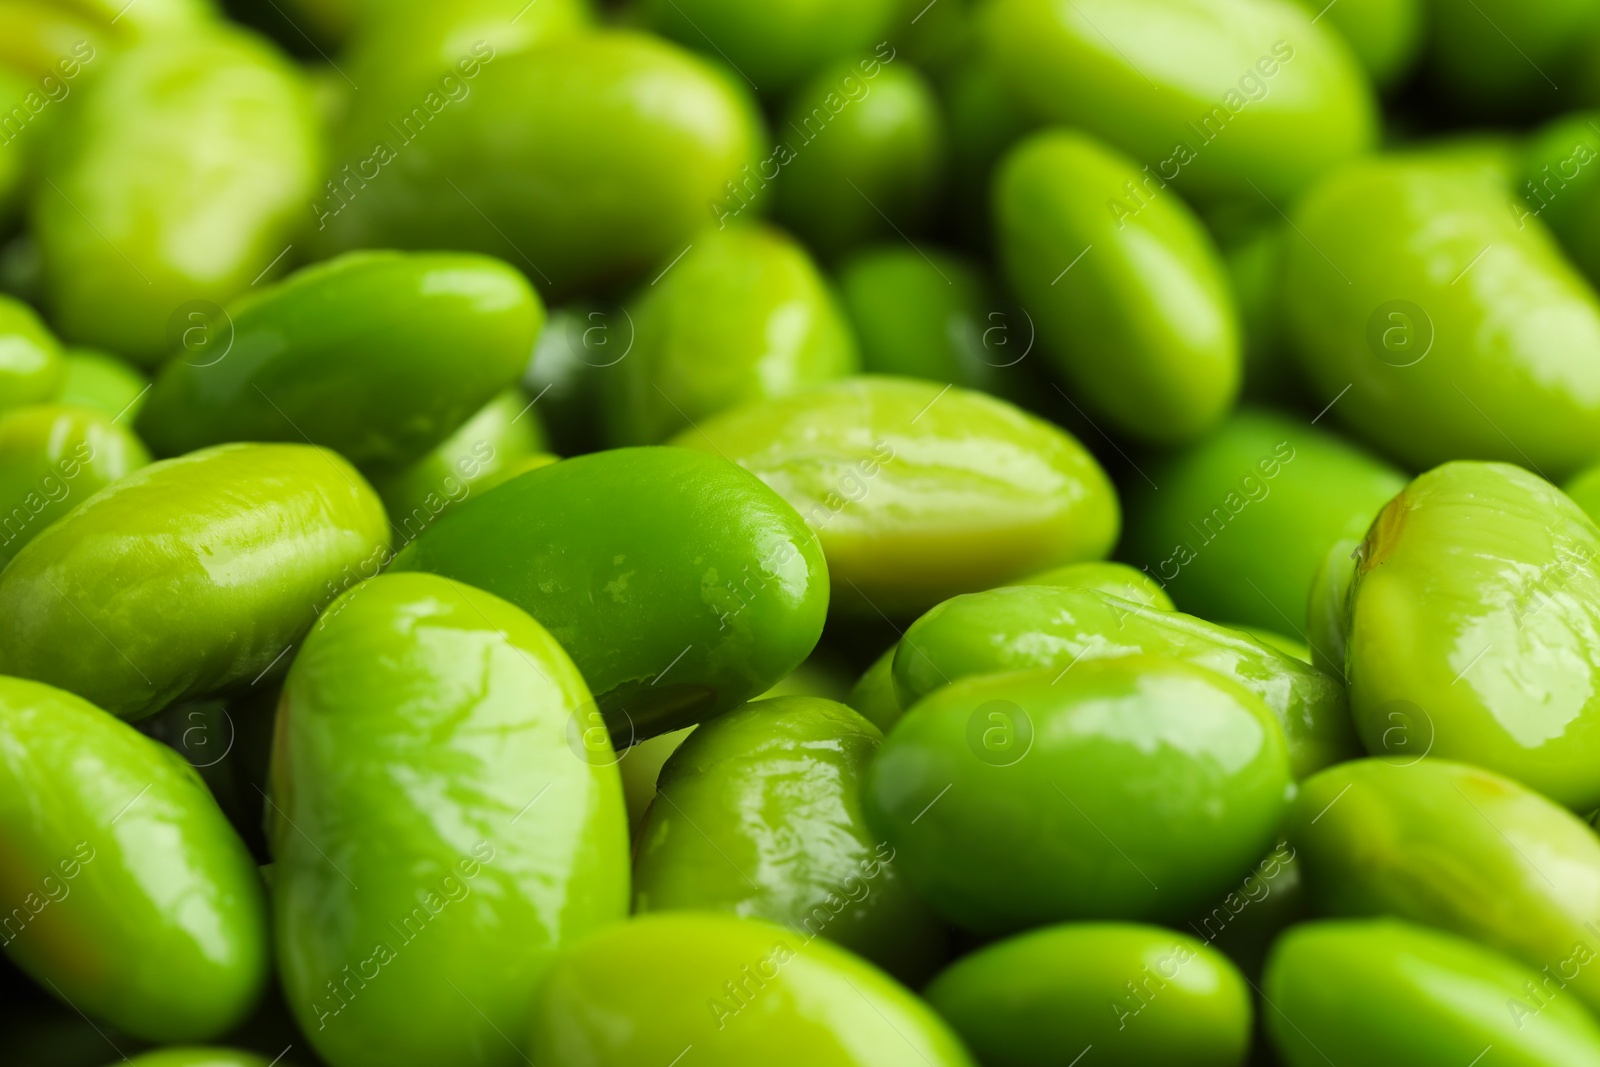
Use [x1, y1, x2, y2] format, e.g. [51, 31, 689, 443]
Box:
[272, 573, 628, 1067]
[634, 696, 945, 983]
[1283, 157, 1600, 478]
[995, 130, 1240, 444]
[0, 293, 63, 412]
[672, 376, 1120, 617]
[1265, 919, 1600, 1066]
[1119, 408, 1404, 631]
[137, 252, 541, 472]
[602, 225, 857, 445]
[1290, 758, 1600, 1016]
[982, 0, 1376, 202]
[865, 659, 1292, 933]
[0, 676, 267, 1042]
[1340, 461, 1600, 808]
[33, 28, 320, 363]
[0, 442, 390, 720]
[924, 923, 1253, 1067]
[54, 349, 149, 421]
[894, 584, 1356, 778]
[0, 403, 150, 567]
[526, 912, 975, 1065]
[390, 447, 828, 741]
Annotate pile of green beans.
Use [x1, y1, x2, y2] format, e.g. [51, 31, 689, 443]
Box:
[7, 0, 1600, 1064]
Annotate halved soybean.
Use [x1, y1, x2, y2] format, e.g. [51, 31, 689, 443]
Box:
[634, 696, 945, 984]
[1119, 408, 1404, 631]
[1265, 919, 1600, 1067]
[924, 923, 1252, 1067]
[137, 252, 540, 472]
[0, 403, 150, 568]
[995, 130, 1240, 445]
[981, 0, 1375, 202]
[390, 447, 827, 741]
[893, 584, 1355, 778]
[1520, 111, 1600, 285]
[641, 0, 900, 93]
[33, 28, 319, 363]
[864, 659, 1291, 933]
[602, 225, 857, 445]
[0, 443, 390, 721]
[1290, 758, 1600, 1016]
[0, 294, 63, 413]
[272, 573, 628, 1067]
[313, 31, 765, 298]
[1344, 461, 1600, 808]
[671, 376, 1119, 617]
[54, 349, 149, 421]
[527, 913, 974, 1066]
[1284, 157, 1600, 478]
[1009, 560, 1175, 610]
[0, 677, 267, 1042]
[775, 57, 948, 258]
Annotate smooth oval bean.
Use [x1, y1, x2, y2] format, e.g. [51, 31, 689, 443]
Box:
[893, 584, 1356, 778]
[864, 658, 1292, 933]
[924, 923, 1252, 1067]
[0, 294, 63, 413]
[390, 447, 828, 741]
[1265, 919, 1600, 1066]
[602, 224, 857, 445]
[633, 695, 945, 983]
[527, 912, 975, 1065]
[995, 130, 1240, 445]
[1342, 461, 1600, 808]
[272, 572, 628, 1067]
[0, 676, 267, 1042]
[1290, 758, 1600, 1016]
[0, 403, 150, 568]
[0, 442, 389, 720]
[672, 376, 1120, 617]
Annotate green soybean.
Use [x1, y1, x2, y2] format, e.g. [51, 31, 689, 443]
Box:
[272, 573, 628, 1067]
[1289, 0, 1421, 88]
[634, 696, 945, 983]
[1265, 919, 1600, 1066]
[314, 31, 765, 298]
[527, 912, 975, 1065]
[33, 28, 320, 364]
[924, 923, 1253, 1067]
[775, 54, 947, 258]
[0, 293, 64, 413]
[995, 130, 1240, 445]
[1120, 408, 1404, 632]
[54, 349, 150, 422]
[981, 0, 1376, 202]
[602, 224, 857, 445]
[1009, 560, 1175, 610]
[847, 647, 901, 734]
[390, 447, 828, 741]
[864, 659, 1291, 933]
[672, 376, 1120, 618]
[0, 403, 151, 568]
[837, 245, 1019, 397]
[894, 583, 1356, 778]
[120, 1052, 278, 1067]
[136, 251, 540, 473]
[0, 676, 267, 1043]
[1341, 461, 1600, 809]
[0, 442, 390, 721]
[1283, 157, 1600, 478]
[641, 0, 901, 93]
[1290, 758, 1600, 1017]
